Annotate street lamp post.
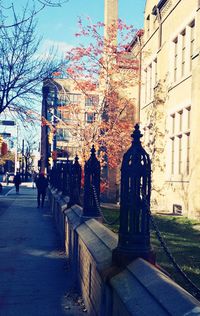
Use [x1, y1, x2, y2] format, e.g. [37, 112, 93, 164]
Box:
[14, 125, 19, 174]
[41, 86, 49, 173]
[21, 139, 25, 180]
[46, 86, 58, 170]
[52, 89, 58, 167]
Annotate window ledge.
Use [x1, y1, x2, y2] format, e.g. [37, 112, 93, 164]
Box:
[168, 74, 192, 92]
[165, 175, 190, 183]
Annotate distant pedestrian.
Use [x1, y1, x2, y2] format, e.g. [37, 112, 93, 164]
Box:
[35, 173, 48, 208]
[6, 172, 9, 185]
[13, 172, 22, 194]
[32, 171, 37, 189]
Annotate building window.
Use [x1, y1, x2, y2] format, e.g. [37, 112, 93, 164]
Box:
[171, 114, 175, 134]
[178, 135, 182, 174]
[146, 15, 150, 37]
[178, 110, 183, 132]
[70, 93, 81, 104]
[153, 16, 157, 30]
[57, 99, 66, 106]
[61, 93, 81, 105]
[172, 20, 195, 80]
[190, 20, 195, 71]
[186, 106, 191, 129]
[186, 133, 190, 175]
[85, 112, 95, 123]
[85, 95, 99, 107]
[58, 93, 81, 106]
[170, 114, 175, 174]
[174, 37, 178, 81]
[169, 106, 191, 176]
[144, 62, 156, 104]
[181, 29, 186, 77]
[154, 58, 157, 86]
[57, 129, 70, 142]
[171, 137, 175, 174]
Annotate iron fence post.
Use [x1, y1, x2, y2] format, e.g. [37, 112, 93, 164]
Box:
[70, 155, 82, 206]
[82, 145, 101, 218]
[62, 157, 72, 198]
[112, 124, 155, 266]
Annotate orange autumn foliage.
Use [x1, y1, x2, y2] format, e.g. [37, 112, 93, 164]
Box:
[54, 17, 139, 168]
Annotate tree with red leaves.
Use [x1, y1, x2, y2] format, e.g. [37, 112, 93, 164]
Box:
[54, 17, 139, 171]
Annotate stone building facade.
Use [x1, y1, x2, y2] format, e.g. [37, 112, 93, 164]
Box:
[131, 0, 200, 218]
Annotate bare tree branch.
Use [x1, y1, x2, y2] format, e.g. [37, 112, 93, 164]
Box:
[0, 0, 69, 28]
[37, 0, 69, 7]
[0, 5, 60, 117]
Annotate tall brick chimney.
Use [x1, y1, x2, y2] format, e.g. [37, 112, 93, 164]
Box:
[104, 0, 118, 43]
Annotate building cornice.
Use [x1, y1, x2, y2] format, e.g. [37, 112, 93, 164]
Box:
[152, 0, 168, 15]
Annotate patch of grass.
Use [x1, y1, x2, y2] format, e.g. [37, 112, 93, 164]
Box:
[101, 206, 200, 298]
[101, 207, 120, 233]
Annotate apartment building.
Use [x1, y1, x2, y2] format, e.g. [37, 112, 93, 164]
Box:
[41, 78, 99, 171]
[131, 0, 200, 218]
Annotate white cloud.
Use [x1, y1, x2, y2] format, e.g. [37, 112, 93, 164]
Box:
[39, 39, 73, 59]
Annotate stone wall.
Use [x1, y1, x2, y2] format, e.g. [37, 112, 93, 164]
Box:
[48, 188, 200, 316]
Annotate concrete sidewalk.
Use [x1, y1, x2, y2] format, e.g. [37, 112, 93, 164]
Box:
[0, 185, 86, 316]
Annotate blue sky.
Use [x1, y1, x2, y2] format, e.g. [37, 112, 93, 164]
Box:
[1, 0, 146, 144]
[8, 0, 146, 70]
[37, 0, 146, 54]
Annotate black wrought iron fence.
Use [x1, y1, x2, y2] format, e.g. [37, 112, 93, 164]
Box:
[48, 124, 200, 299]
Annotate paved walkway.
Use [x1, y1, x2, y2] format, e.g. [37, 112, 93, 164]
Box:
[0, 184, 86, 316]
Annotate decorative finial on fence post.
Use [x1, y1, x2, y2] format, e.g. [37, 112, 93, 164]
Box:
[71, 155, 82, 206]
[82, 145, 101, 219]
[112, 124, 155, 266]
[90, 145, 96, 157]
[74, 154, 79, 164]
[131, 123, 143, 144]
